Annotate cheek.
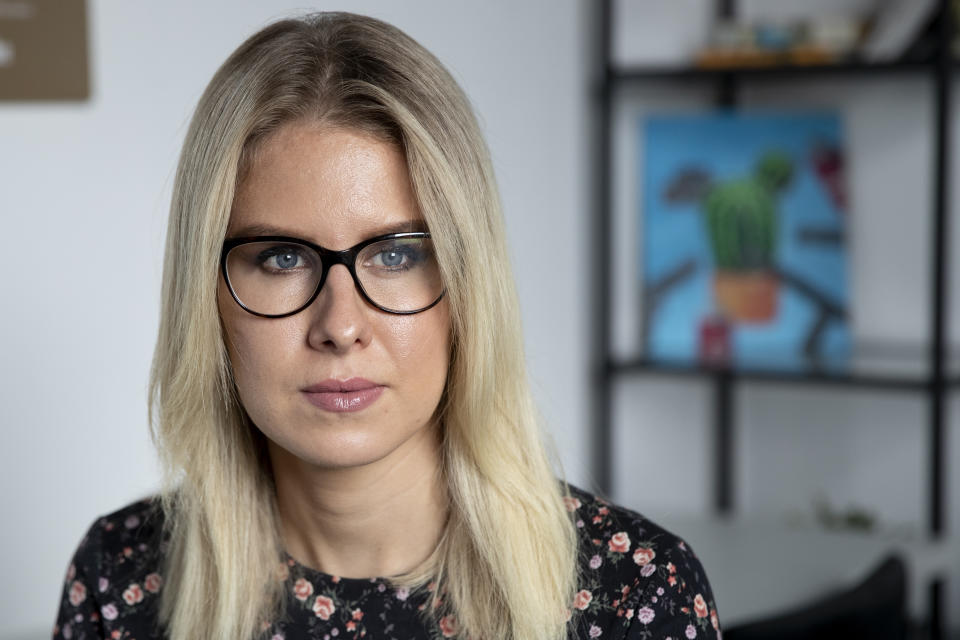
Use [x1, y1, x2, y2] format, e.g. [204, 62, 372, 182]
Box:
[218, 284, 294, 398]
[386, 305, 451, 387]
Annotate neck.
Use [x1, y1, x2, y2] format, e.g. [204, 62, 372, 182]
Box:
[269, 425, 447, 579]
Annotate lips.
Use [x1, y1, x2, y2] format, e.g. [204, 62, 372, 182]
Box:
[302, 378, 380, 393]
[301, 378, 384, 412]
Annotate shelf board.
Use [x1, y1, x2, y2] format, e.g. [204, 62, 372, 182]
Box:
[609, 355, 960, 392]
[609, 59, 941, 82]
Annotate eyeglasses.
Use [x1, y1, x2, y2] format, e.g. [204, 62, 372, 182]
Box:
[220, 232, 445, 317]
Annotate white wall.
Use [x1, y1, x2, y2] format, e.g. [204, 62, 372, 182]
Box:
[0, 2, 588, 636]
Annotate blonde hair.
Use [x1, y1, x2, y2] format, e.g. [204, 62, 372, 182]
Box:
[148, 12, 578, 640]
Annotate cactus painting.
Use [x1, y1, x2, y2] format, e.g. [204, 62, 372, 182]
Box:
[641, 112, 850, 369]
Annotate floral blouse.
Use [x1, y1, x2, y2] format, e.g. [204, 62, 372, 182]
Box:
[54, 484, 720, 640]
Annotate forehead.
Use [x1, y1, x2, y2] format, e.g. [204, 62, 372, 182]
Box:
[229, 123, 422, 247]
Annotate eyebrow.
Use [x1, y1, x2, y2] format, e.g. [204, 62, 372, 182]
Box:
[227, 220, 428, 239]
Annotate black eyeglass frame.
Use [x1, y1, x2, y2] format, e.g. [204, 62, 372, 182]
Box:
[220, 231, 445, 318]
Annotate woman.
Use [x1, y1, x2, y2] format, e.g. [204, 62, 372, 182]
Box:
[54, 12, 719, 640]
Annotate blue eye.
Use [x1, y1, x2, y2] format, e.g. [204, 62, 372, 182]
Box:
[257, 246, 309, 272]
[377, 248, 407, 268]
[368, 243, 428, 271]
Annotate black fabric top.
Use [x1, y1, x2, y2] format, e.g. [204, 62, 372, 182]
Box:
[53, 484, 721, 640]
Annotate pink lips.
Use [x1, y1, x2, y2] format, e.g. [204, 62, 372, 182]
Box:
[301, 378, 384, 412]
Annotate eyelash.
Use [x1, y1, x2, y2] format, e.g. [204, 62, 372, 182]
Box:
[366, 246, 424, 271]
[256, 246, 310, 272]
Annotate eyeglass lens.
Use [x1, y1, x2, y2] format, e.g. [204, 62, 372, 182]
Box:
[225, 236, 443, 315]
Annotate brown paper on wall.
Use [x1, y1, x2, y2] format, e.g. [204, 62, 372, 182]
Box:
[0, 0, 89, 100]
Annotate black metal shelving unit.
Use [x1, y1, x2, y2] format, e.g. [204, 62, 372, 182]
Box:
[591, 1, 953, 637]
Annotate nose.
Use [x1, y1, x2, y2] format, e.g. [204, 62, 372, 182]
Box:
[306, 264, 373, 352]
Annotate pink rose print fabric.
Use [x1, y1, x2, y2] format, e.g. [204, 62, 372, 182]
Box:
[53, 486, 720, 639]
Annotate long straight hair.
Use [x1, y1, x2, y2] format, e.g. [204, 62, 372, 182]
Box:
[148, 12, 579, 640]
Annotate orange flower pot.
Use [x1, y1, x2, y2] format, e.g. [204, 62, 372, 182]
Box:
[713, 270, 779, 323]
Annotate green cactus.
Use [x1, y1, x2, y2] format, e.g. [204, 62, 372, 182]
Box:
[756, 149, 793, 193]
[702, 150, 792, 271]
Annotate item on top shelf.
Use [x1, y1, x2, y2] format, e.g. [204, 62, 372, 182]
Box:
[809, 16, 866, 57]
[695, 16, 866, 69]
[641, 112, 851, 372]
[861, 0, 937, 62]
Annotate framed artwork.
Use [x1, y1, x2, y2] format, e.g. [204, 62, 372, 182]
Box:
[641, 111, 850, 370]
[0, 0, 89, 100]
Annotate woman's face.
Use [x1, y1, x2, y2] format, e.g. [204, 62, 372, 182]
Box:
[218, 123, 451, 471]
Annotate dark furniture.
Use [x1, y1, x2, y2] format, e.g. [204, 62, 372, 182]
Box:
[590, 1, 953, 637]
[725, 555, 908, 640]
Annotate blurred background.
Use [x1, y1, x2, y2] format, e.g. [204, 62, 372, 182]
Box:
[1, 0, 958, 638]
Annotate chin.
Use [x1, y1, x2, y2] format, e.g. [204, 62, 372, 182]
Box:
[267, 428, 417, 472]
[300, 446, 395, 471]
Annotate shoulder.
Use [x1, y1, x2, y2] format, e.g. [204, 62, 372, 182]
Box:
[70, 497, 166, 582]
[56, 497, 167, 639]
[564, 484, 721, 640]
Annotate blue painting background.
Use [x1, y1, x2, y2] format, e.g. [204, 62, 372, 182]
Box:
[641, 111, 851, 370]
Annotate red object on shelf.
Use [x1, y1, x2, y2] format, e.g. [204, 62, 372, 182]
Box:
[699, 315, 732, 365]
[811, 142, 847, 212]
